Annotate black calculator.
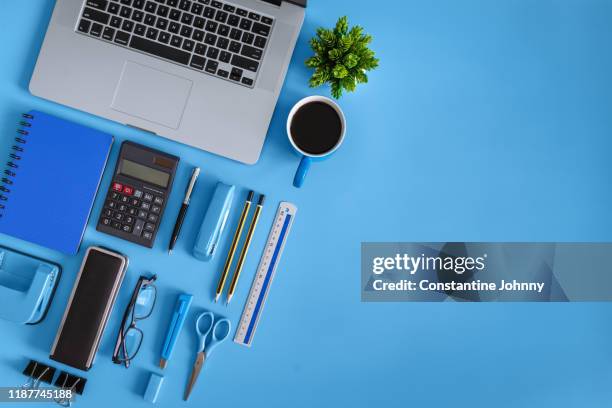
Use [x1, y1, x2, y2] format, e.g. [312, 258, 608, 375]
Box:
[96, 141, 179, 248]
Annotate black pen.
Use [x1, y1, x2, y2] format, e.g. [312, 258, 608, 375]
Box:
[169, 167, 200, 254]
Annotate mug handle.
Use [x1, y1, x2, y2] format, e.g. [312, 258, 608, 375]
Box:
[293, 156, 311, 188]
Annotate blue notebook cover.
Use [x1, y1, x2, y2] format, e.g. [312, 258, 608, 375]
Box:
[0, 110, 113, 254]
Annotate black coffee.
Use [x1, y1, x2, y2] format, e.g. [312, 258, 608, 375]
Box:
[290, 102, 343, 155]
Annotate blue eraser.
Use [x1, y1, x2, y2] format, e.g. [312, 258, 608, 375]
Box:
[193, 182, 235, 261]
[144, 372, 164, 403]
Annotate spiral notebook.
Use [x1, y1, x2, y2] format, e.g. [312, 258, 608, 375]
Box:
[0, 111, 113, 254]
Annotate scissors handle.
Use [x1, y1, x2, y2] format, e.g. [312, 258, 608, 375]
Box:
[206, 318, 231, 356]
[195, 312, 215, 351]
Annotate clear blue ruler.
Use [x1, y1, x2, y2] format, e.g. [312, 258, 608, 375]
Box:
[234, 201, 297, 347]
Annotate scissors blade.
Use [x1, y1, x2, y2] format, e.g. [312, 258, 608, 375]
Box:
[184, 352, 207, 401]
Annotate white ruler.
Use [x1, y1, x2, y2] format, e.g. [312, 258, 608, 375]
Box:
[234, 201, 297, 347]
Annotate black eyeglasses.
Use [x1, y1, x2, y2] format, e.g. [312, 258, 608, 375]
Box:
[112, 275, 157, 368]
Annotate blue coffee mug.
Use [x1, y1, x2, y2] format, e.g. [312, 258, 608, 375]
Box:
[287, 96, 346, 188]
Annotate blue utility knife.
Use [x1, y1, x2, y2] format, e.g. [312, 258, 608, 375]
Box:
[160, 293, 193, 368]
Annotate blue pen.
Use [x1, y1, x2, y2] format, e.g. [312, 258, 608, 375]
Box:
[160, 293, 193, 369]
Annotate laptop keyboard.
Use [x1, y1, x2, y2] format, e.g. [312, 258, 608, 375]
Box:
[76, 0, 275, 88]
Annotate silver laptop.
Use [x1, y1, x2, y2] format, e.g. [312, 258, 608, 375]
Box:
[30, 0, 306, 164]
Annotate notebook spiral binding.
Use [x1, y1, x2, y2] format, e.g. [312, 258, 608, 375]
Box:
[0, 113, 34, 216]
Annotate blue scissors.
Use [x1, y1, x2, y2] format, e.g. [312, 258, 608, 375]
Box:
[184, 311, 231, 401]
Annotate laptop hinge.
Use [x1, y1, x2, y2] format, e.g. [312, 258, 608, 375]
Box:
[279, 0, 307, 7]
[262, 0, 281, 6]
[126, 124, 157, 134]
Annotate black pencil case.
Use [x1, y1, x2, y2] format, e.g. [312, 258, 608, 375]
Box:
[50, 247, 128, 371]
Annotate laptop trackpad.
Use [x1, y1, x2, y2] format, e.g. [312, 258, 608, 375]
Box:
[111, 61, 193, 129]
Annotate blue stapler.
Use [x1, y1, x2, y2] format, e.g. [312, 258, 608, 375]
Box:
[0, 246, 60, 324]
[193, 182, 235, 261]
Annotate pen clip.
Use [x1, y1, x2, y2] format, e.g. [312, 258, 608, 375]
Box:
[184, 168, 200, 204]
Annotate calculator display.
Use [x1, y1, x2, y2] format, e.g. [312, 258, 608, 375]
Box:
[120, 159, 170, 188]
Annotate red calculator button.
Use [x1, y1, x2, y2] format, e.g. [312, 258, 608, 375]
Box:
[112, 182, 123, 192]
[123, 186, 134, 196]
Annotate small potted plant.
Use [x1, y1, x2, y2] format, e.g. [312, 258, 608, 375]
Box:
[305, 16, 379, 99]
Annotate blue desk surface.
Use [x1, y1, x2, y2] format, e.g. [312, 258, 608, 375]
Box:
[1, 1, 612, 407]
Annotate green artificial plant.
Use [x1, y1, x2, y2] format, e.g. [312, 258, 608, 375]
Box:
[305, 16, 379, 99]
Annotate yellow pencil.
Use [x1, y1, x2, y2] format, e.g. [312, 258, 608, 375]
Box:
[215, 190, 253, 302]
[226, 195, 265, 305]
